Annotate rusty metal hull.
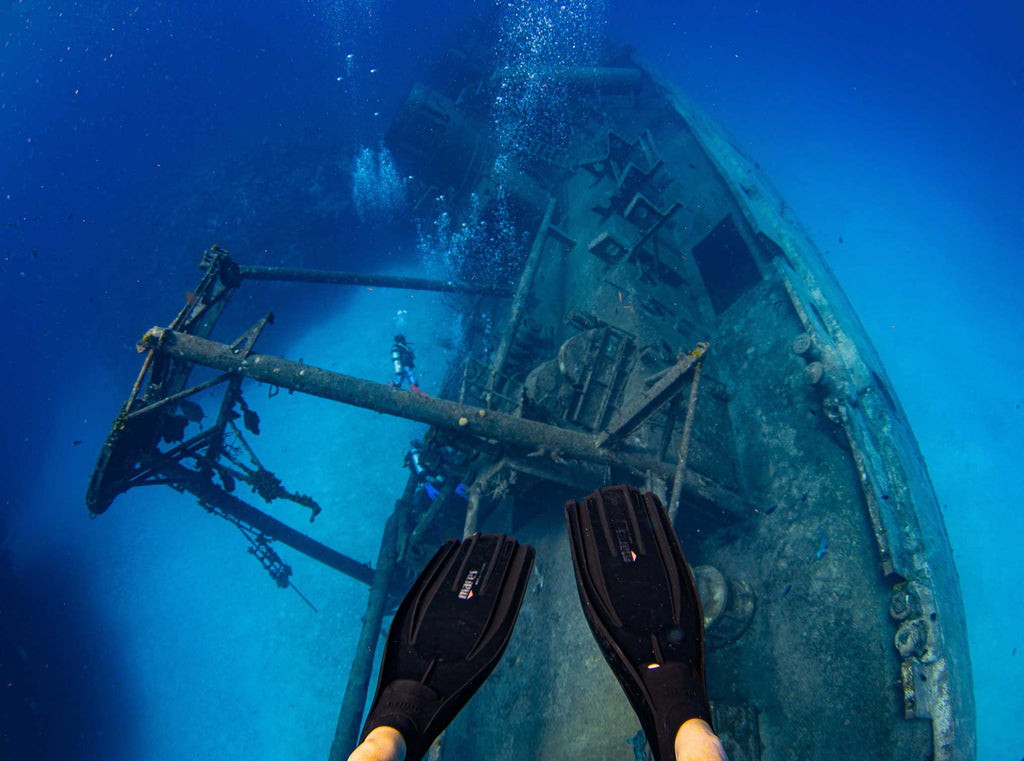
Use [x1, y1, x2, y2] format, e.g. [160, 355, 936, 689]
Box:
[382, 42, 974, 761]
[85, 31, 974, 761]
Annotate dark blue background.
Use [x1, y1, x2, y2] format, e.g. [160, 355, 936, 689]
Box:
[2, 1, 1021, 758]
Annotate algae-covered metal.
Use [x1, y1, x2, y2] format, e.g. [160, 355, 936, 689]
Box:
[87, 28, 975, 761]
[374, 34, 975, 761]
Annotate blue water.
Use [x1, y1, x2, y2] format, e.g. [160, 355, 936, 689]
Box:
[2, 0, 1021, 758]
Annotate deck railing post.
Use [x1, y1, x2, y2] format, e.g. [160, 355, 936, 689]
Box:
[328, 477, 416, 761]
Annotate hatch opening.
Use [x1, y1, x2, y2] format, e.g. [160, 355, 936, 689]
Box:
[692, 215, 762, 314]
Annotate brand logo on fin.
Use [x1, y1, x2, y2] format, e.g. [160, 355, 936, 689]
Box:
[458, 569, 479, 599]
[614, 523, 636, 563]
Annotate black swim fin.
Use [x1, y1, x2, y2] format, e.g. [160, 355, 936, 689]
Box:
[360, 533, 535, 761]
[566, 485, 711, 761]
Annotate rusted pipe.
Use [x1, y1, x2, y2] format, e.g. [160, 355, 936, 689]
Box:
[123, 373, 233, 422]
[139, 326, 668, 476]
[669, 359, 703, 522]
[138, 328, 748, 519]
[487, 197, 557, 401]
[158, 460, 373, 584]
[462, 460, 506, 537]
[329, 476, 416, 761]
[463, 486, 483, 538]
[239, 265, 512, 298]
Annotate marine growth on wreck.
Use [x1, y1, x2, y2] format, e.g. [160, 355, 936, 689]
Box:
[84, 16, 974, 761]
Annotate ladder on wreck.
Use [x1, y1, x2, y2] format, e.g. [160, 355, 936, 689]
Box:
[564, 326, 634, 432]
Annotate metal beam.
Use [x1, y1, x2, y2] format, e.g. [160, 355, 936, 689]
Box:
[239, 265, 513, 298]
[159, 460, 374, 585]
[329, 476, 416, 761]
[140, 327, 666, 473]
[597, 350, 700, 447]
[139, 328, 749, 520]
[487, 197, 556, 398]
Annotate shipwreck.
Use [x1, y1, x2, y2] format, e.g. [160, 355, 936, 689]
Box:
[87, 24, 975, 761]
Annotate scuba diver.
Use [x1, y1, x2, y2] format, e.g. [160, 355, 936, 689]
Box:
[346, 485, 729, 761]
[403, 439, 467, 507]
[387, 334, 421, 394]
[402, 439, 432, 483]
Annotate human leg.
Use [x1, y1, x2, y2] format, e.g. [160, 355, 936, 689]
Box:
[675, 718, 728, 761]
[347, 727, 405, 761]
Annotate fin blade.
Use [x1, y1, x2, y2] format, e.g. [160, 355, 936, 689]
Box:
[566, 485, 711, 761]
[363, 533, 534, 761]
